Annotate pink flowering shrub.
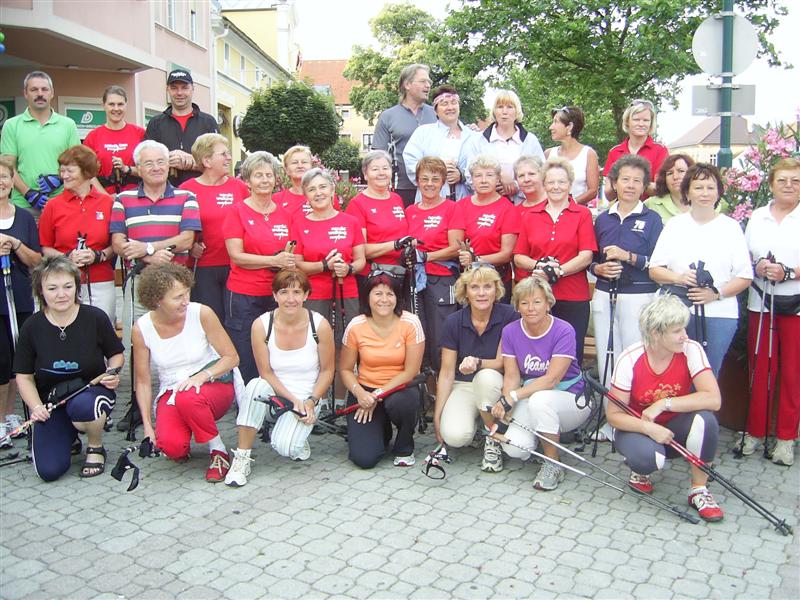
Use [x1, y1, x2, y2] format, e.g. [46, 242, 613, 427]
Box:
[723, 120, 799, 229]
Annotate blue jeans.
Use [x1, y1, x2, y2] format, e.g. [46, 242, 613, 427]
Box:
[687, 314, 737, 378]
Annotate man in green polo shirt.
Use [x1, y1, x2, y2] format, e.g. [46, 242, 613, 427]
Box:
[0, 71, 80, 210]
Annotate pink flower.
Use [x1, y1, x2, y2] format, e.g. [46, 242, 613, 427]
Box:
[731, 199, 753, 223]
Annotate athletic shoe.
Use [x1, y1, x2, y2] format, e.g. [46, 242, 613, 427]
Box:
[628, 471, 654, 494]
[291, 440, 311, 461]
[738, 434, 763, 456]
[205, 450, 230, 483]
[688, 488, 724, 522]
[533, 461, 564, 491]
[393, 454, 415, 467]
[5, 414, 24, 439]
[0, 422, 12, 449]
[225, 449, 253, 487]
[771, 440, 794, 466]
[481, 436, 504, 472]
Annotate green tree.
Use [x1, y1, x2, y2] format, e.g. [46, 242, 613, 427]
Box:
[239, 82, 340, 156]
[344, 3, 487, 125]
[441, 0, 788, 160]
[320, 138, 363, 177]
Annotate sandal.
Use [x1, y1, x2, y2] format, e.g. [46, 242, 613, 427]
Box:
[80, 446, 107, 478]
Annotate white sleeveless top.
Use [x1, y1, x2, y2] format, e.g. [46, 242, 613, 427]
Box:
[260, 310, 323, 400]
[553, 144, 591, 199]
[138, 302, 219, 400]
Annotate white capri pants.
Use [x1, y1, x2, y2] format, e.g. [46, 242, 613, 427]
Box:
[439, 369, 503, 448]
[591, 290, 653, 384]
[81, 280, 116, 324]
[500, 389, 591, 460]
[238, 378, 319, 460]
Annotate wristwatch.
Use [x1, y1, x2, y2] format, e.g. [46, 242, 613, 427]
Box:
[146, 242, 155, 256]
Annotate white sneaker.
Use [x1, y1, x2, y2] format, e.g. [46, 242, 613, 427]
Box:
[0, 422, 12, 449]
[533, 461, 564, 491]
[481, 435, 503, 472]
[225, 448, 253, 487]
[738, 434, 763, 456]
[5, 414, 24, 439]
[393, 454, 415, 467]
[291, 440, 311, 461]
[771, 440, 794, 466]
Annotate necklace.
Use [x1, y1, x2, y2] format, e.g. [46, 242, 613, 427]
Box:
[47, 306, 79, 341]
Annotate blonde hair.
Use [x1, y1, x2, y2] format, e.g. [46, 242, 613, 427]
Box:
[454, 266, 505, 306]
[621, 103, 657, 136]
[283, 145, 312, 169]
[639, 295, 690, 348]
[768, 157, 800, 186]
[511, 276, 555, 310]
[542, 156, 575, 186]
[468, 154, 502, 178]
[492, 90, 523, 122]
[513, 155, 543, 178]
[191, 133, 229, 169]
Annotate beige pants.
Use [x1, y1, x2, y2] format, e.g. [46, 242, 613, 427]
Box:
[439, 369, 503, 448]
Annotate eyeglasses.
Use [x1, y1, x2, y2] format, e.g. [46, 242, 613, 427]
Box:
[467, 261, 496, 271]
[413, 78, 432, 86]
[213, 150, 232, 158]
[630, 98, 655, 109]
[140, 159, 167, 170]
[775, 176, 800, 187]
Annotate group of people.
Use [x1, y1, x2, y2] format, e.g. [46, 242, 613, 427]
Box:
[1, 65, 798, 527]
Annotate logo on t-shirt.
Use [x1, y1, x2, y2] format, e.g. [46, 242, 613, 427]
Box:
[392, 206, 405, 220]
[328, 226, 348, 242]
[272, 224, 289, 239]
[216, 193, 234, 207]
[477, 213, 496, 228]
[51, 360, 79, 371]
[523, 354, 549, 373]
[103, 143, 128, 153]
[96, 211, 104, 220]
[632, 220, 646, 232]
[643, 383, 681, 405]
[423, 215, 442, 229]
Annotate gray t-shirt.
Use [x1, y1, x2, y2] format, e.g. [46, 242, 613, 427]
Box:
[372, 103, 437, 190]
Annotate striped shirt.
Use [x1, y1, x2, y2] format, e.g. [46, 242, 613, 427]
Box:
[110, 182, 201, 263]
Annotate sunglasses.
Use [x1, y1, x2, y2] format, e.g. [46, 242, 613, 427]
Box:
[630, 98, 655, 109]
[467, 261, 496, 272]
[368, 268, 401, 280]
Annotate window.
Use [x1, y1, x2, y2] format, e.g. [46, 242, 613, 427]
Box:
[240, 56, 246, 83]
[255, 68, 264, 86]
[167, 0, 176, 30]
[709, 153, 717, 166]
[313, 84, 332, 96]
[362, 133, 373, 151]
[340, 109, 350, 119]
[339, 133, 352, 140]
[190, 10, 197, 41]
[224, 44, 230, 72]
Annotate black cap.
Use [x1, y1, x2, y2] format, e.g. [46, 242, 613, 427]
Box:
[167, 69, 193, 85]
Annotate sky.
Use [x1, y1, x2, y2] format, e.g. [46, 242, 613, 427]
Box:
[294, 0, 799, 144]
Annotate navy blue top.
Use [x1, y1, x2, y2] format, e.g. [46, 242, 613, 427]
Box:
[592, 203, 663, 294]
[440, 302, 519, 382]
[0, 207, 40, 315]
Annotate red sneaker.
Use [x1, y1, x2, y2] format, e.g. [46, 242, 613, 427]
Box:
[688, 488, 724, 522]
[206, 450, 230, 483]
[628, 471, 653, 494]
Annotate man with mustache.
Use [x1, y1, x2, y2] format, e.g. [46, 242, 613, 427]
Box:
[0, 71, 80, 213]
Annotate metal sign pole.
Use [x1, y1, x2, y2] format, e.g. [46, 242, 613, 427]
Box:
[718, 0, 735, 168]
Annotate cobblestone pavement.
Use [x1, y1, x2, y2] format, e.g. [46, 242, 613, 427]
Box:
[1, 371, 798, 599]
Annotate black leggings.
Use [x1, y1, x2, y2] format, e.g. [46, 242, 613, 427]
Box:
[551, 299, 589, 364]
[346, 385, 419, 469]
[615, 411, 719, 475]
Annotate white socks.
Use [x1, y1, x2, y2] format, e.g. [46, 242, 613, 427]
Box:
[207, 435, 226, 454]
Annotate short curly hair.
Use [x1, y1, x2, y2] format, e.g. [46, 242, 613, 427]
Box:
[454, 265, 505, 306]
[511, 276, 555, 311]
[58, 145, 100, 180]
[137, 263, 194, 310]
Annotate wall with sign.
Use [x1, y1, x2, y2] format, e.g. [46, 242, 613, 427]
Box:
[58, 97, 105, 139]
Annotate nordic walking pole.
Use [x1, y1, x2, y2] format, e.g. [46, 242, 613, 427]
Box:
[593, 268, 619, 457]
[584, 373, 793, 536]
[77, 231, 93, 305]
[491, 419, 699, 524]
[733, 281, 767, 459]
[763, 278, 776, 459]
[0, 255, 19, 348]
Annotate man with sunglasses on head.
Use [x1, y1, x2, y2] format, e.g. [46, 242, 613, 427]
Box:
[372, 64, 437, 208]
[144, 69, 219, 186]
[603, 99, 668, 201]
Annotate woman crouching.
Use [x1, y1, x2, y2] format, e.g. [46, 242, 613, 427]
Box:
[132, 263, 239, 482]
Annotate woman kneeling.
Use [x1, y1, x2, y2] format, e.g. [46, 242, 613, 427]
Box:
[492, 276, 590, 490]
[14, 257, 123, 481]
[133, 264, 239, 482]
[227, 270, 334, 486]
[340, 269, 425, 468]
[608, 294, 723, 522]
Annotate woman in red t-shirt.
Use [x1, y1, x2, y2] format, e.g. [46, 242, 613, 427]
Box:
[345, 151, 410, 280]
[39, 145, 116, 321]
[452, 154, 519, 302]
[180, 133, 248, 322]
[404, 157, 461, 371]
[273, 145, 341, 216]
[84, 85, 145, 195]
[222, 151, 297, 382]
[293, 168, 365, 343]
[513, 157, 597, 362]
